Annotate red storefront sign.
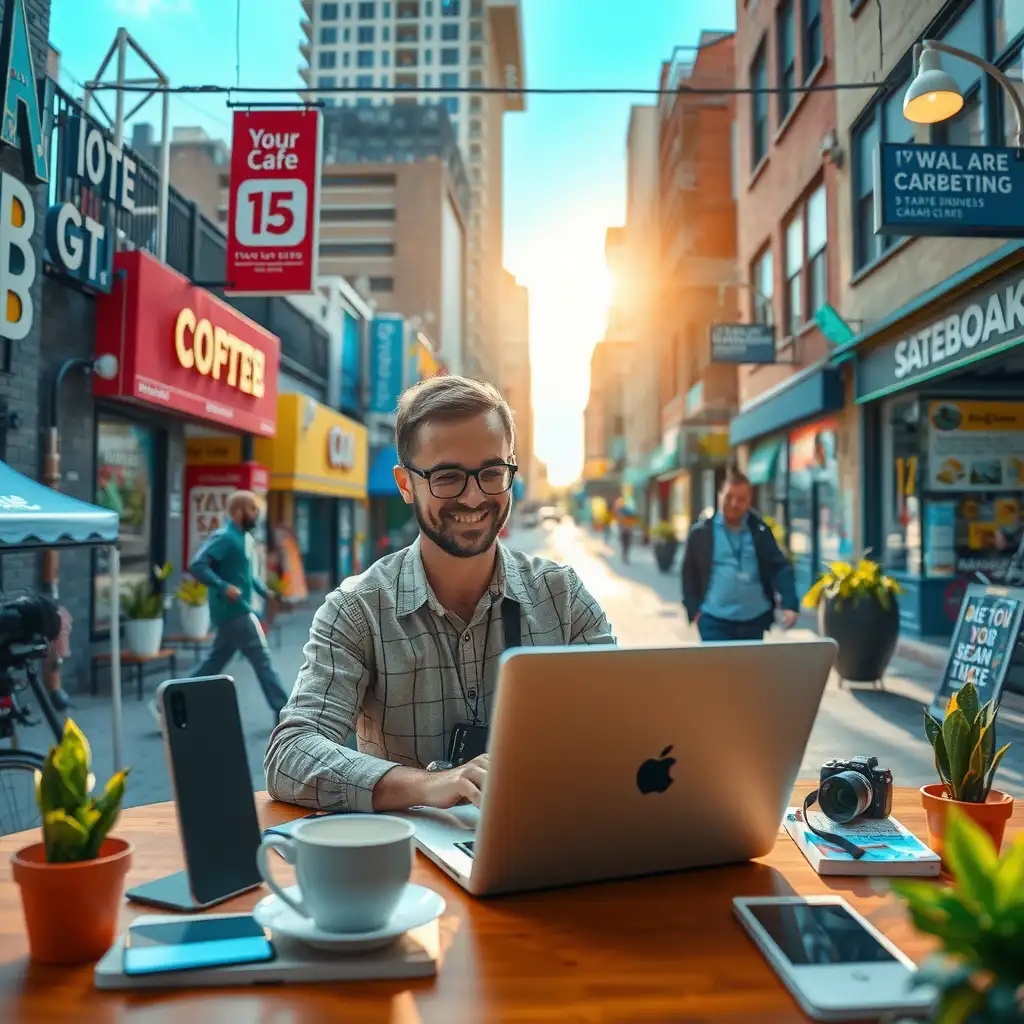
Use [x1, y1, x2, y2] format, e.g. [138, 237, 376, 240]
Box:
[184, 463, 269, 566]
[225, 108, 322, 295]
[94, 249, 280, 436]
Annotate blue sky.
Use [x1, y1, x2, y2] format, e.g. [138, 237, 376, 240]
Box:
[50, 0, 735, 485]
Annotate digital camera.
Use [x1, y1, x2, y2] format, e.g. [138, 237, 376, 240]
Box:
[818, 755, 893, 823]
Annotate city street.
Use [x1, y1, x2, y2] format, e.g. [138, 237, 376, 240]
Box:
[9, 518, 1024, 812]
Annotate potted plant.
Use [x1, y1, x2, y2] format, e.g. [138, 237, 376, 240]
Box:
[650, 520, 678, 573]
[10, 719, 130, 964]
[120, 561, 172, 656]
[890, 810, 1023, 1022]
[920, 679, 1014, 864]
[802, 556, 903, 683]
[176, 576, 210, 640]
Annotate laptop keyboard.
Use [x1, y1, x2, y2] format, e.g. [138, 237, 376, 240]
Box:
[454, 840, 475, 858]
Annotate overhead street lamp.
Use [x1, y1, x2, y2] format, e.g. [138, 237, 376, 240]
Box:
[903, 39, 1024, 146]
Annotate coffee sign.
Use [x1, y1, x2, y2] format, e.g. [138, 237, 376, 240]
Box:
[856, 263, 1024, 401]
[327, 424, 356, 470]
[931, 583, 1024, 718]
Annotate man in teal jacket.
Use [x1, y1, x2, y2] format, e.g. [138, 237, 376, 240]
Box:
[184, 490, 290, 719]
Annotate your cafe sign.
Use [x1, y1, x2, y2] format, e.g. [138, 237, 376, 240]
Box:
[856, 262, 1024, 402]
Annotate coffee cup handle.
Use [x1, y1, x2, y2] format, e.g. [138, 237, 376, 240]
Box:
[256, 837, 310, 920]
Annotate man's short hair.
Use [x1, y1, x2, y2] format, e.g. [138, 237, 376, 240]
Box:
[721, 464, 751, 490]
[395, 375, 515, 465]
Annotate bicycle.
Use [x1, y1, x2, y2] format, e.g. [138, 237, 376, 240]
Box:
[0, 610, 67, 838]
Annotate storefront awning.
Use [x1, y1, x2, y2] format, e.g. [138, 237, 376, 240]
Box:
[746, 437, 783, 486]
[368, 444, 400, 497]
[730, 367, 844, 447]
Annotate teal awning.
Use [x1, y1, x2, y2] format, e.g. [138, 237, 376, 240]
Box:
[647, 445, 677, 477]
[746, 437, 783, 486]
[623, 465, 650, 487]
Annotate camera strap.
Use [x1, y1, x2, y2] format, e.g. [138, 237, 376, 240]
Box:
[801, 790, 867, 859]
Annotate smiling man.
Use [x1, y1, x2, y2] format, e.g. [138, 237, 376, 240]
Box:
[265, 375, 616, 813]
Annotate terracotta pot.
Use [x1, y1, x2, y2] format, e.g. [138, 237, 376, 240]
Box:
[920, 783, 1015, 863]
[11, 837, 132, 964]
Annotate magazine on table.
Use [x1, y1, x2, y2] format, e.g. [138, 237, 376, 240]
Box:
[782, 806, 941, 876]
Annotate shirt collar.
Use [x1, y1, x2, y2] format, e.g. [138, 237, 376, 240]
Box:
[396, 536, 530, 617]
[715, 511, 749, 530]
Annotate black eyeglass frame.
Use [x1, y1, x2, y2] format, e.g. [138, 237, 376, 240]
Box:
[401, 459, 519, 498]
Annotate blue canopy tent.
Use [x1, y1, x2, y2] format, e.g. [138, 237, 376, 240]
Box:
[0, 460, 125, 770]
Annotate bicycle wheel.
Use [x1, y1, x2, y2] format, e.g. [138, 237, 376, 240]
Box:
[0, 749, 45, 838]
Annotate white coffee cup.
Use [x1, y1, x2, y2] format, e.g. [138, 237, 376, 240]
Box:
[256, 814, 415, 933]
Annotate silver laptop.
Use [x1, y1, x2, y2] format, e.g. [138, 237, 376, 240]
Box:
[392, 637, 837, 897]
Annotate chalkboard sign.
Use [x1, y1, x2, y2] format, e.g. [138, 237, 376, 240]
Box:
[931, 583, 1024, 718]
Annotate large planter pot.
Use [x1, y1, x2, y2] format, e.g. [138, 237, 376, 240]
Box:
[124, 617, 164, 657]
[11, 837, 133, 964]
[818, 594, 900, 683]
[921, 784, 1015, 865]
[178, 602, 210, 640]
[652, 540, 678, 573]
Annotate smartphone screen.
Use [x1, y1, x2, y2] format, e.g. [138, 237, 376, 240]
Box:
[746, 902, 898, 965]
[123, 915, 275, 976]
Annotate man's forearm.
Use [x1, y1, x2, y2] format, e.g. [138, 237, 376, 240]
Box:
[371, 765, 432, 811]
[189, 556, 227, 592]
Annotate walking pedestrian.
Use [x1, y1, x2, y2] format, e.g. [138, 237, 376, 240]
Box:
[614, 498, 637, 564]
[150, 490, 289, 723]
[681, 466, 798, 642]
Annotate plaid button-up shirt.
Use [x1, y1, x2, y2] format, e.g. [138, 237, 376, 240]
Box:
[264, 538, 616, 812]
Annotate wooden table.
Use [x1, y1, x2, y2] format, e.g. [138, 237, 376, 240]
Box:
[1, 784, 1018, 1022]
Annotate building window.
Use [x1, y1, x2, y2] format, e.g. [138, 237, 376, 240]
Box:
[881, 397, 922, 576]
[469, 141, 481, 160]
[439, 95, 456, 116]
[317, 75, 336, 88]
[425, 24, 433, 39]
[776, 1, 796, 121]
[320, 26, 338, 43]
[424, 48, 433, 64]
[470, 69, 482, 86]
[803, 0, 822, 76]
[396, 0, 419, 14]
[320, 207, 396, 221]
[996, 0, 1024, 51]
[357, 74, 373, 87]
[442, 0, 460, 13]
[382, 25, 391, 40]
[320, 242, 396, 256]
[806, 182, 827, 319]
[358, 26, 375, 43]
[441, 47, 459, 65]
[383, 1, 391, 14]
[425, 72, 432, 85]
[469, 118, 481, 137]
[751, 245, 773, 326]
[382, 50, 391, 66]
[469, 20, 483, 40]
[343, 51, 351, 66]
[342, 75, 349, 86]
[343, 26, 351, 41]
[750, 40, 768, 167]
[369, 276, 394, 292]
[441, 71, 459, 88]
[357, 50, 374, 67]
[469, 45, 483, 66]
[381, 73, 389, 86]
[358, 1, 375, 16]
[319, 50, 338, 68]
[938, 1, 986, 147]
[784, 208, 804, 336]
[321, 2, 339, 17]
[344, 2, 351, 13]
[442, 23, 459, 40]
[397, 24, 418, 41]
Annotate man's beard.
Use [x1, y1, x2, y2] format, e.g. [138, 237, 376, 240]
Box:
[412, 493, 511, 558]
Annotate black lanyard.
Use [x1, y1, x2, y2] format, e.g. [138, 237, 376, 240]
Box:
[452, 598, 521, 725]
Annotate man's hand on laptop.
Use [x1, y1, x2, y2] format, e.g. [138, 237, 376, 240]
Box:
[372, 755, 489, 811]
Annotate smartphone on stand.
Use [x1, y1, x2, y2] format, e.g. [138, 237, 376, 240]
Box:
[732, 895, 937, 1021]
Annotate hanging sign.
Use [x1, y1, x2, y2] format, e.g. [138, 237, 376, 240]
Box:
[225, 108, 323, 295]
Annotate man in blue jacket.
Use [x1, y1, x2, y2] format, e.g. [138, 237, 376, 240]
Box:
[681, 466, 798, 641]
[182, 490, 290, 719]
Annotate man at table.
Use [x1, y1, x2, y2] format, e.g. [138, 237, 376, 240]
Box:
[265, 375, 616, 813]
[178, 490, 290, 721]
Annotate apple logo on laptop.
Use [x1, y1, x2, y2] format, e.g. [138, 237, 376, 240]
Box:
[636, 746, 676, 794]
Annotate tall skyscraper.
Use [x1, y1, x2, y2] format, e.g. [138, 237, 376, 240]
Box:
[300, 0, 525, 386]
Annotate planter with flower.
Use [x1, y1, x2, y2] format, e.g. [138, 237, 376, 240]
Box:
[121, 561, 172, 656]
[890, 810, 1023, 1023]
[803, 556, 903, 683]
[11, 719, 130, 964]
[920, 678, 1014, 866]
[650, 521, 678, 573]
[176, 577, 210, 640]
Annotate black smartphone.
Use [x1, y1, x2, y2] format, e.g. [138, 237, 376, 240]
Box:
[123, 914, 274, 976]
[125, 675, 263, 912]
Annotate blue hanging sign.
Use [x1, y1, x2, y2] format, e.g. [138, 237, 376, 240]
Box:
[368, 316, 405, 414]
[875, 142, 1024, 238]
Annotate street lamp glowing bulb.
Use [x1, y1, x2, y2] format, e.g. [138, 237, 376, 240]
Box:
[903, 48, 964, 124]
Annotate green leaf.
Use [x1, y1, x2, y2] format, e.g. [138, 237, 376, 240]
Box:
[926, 710, 953, 782]
[934, 981, 988, 1024]
[943, 709, 972, 788]
[944, 809, 998, 910]
[957, 680, 980, 729]
[982, 743, 1011, 798]
[994, 835, 1024, 909]
[42, 810, 90, 863]
[35, 755, 80, 817]
[83, 769, 129, 859]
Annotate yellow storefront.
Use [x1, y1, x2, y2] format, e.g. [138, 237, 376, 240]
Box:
[187, 394, 369, 593]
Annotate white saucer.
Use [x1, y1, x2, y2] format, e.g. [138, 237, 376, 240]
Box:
[252, 883, 446, 953]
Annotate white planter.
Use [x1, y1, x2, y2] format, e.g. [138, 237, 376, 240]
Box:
[179, 602, 210, 640]
[124, 618, 164, 657]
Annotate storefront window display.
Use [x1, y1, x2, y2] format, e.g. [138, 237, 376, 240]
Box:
[881, 397, 924, 576]
[93, 418, 157, 633]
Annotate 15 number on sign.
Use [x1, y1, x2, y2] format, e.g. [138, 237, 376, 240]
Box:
[234, 179, 308, 248]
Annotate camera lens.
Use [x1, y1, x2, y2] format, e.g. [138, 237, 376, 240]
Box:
[819, 770, 872, 823]
[169, 692, 188, 729]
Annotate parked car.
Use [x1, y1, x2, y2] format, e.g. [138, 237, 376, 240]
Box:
[539, 505, 560, 523]
[519, 505, 540, 528]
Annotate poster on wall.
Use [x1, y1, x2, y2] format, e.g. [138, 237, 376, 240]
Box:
[927, 401, 1024, 491]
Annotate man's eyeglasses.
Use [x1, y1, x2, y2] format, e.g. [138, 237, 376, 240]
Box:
[403, 461, 518, 499]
